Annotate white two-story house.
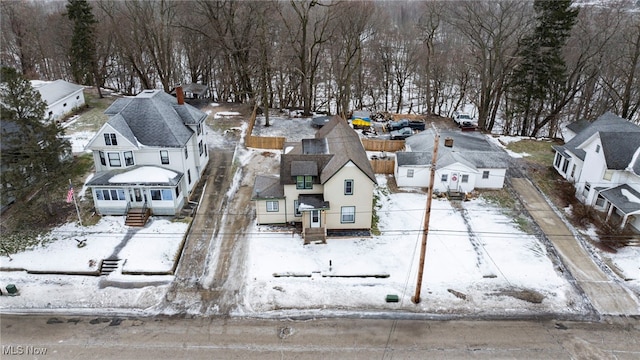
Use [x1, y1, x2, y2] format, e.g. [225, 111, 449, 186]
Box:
[85, 88, 208, 223]
[252, 116, 377, 243]
[552, 112, 640, 231]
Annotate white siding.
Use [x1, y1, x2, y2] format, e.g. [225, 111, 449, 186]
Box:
[395, 166, 430, 187]
[323, 162, 375, 229]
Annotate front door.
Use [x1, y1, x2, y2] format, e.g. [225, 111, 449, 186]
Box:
[310, 210, 321, 228]
[449, 172, 459, 191]
[130, 188, 146, 208]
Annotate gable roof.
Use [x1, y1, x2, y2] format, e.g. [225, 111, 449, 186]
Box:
[553, 112, 640, 163]
[566, 119, 591, 135]
[280, 116, 377, 185]
[402, 129, 509, 169]
[103, 90, 206, 147]
[32, 80, 83, 106]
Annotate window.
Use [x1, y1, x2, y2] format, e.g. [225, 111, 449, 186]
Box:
[461, 174, 469, 183]
[199, 140, 203, 155]
[187, 169, 192, 184]
[341, 206, 355, 223]
[124, 151, 134, 166]
[344, 179, 354, 195]
[95, 189, 125, 201]
[603, 170, 613, 181]
[595, 194, 605, 207]
[160, 150, 169, 164]
[562, 159, 569, 173]
[407, 169, 414, 178]
[296, 175, 313, 189]
[554, 153, 562, 168]
[104, 133, 117, 146]
[150, 189, 174, 201]
[441, 174, 448, 182]
[595, 145, 601, 153]
[99, 151, 106, 166]
[197, 124, 202, 135]
[294, 200, 301, 217]
[482, 171, 490, 179]
[185, 147, 188, 159]
[175, 184, 181, 197]
[571, 164, 576, 178]
[266, 201, 279, 212]
[582, 182, 591, 198]
[108, 152, 121, 167]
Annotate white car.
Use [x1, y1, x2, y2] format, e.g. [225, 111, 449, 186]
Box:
[452, 112, 475, 126]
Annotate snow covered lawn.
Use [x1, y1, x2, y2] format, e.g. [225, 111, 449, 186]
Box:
[238, 175, 586, 316]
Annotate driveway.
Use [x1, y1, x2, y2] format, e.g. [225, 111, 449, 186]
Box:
[510, 177, 640, 316]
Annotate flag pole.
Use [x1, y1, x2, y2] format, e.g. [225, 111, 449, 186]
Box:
[69, 179, 83, 226]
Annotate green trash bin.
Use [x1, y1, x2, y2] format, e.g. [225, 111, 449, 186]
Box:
[386, 294, 399, 303]
[6, 284, 17, 294]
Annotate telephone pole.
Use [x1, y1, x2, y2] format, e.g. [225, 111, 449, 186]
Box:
[412, 132, 439, 304]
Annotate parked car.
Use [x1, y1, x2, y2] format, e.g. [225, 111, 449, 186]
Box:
[387, 119, 426, 131]
[390, 127, 414, 140]
[452, 112, 475, 126]
[312, 116, 332, 128]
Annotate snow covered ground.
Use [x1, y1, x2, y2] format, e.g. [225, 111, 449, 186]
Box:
[1, 103, 636, 317]
[237, 175, 586, 317]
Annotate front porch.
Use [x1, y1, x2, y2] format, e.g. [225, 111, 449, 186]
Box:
[299, 194, 330, 245]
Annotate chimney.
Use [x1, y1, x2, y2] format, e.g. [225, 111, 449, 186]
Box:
[444, 137, 454, 148]
[176, 85, 184, 105]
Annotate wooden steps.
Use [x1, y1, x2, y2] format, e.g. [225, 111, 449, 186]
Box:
[447, 190, 464, 201]
[125, 207, 151, 227]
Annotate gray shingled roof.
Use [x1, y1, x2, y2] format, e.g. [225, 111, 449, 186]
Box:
[566, 119, 591, 135]
[34, 80, 83, 105]
[103, 90, 206, 147]
[401, 129, 509, 169]
[598, 132, 640, 170]
[599, 184, 640, 215]
[291, 160, 318, 176]
[556, 112, 640, 163]
[252, 175, 284, 199]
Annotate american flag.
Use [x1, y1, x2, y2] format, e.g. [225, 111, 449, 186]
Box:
[66, 184, 74, 203]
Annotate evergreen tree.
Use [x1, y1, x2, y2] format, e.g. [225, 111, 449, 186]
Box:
[509, 0, 578, 136]
[66, 0, 101, 96]
[1, 67, 71, 212]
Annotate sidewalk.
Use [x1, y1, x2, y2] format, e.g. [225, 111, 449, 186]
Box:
[511, 177, 640, 316]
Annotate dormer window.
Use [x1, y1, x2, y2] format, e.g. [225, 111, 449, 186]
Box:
[296, 175, 313, 189]
[104, 133, 117, 146]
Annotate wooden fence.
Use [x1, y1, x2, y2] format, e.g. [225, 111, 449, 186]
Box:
[245, 105, 286, 150]
[370, 159, 395, 174]
[362, 138, 405, 152]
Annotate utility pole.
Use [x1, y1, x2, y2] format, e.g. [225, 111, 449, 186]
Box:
[412, 132, 439, 304]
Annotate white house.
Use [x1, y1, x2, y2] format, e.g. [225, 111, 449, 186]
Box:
[252, 116, 377, 243]
[85, 88, 209, 223]
[395, 130, 509, 194]
[31, 80, 85, 122]
[553, 112, 640, 231]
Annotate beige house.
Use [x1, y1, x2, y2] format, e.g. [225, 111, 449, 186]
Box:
[252, 116, 377, 243]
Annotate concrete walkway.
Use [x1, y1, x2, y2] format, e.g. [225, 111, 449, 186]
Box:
[511, 177, 639, 316]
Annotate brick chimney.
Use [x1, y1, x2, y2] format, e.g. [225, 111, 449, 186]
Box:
[176, 85, 184, 105]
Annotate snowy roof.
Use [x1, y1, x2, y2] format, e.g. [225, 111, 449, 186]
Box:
[31, 79, 83, 106]
[556, 112, 640, 163]
[298, 194, 329, 210]
[104, 90, 206, 147]
[86, 165, 182, 186]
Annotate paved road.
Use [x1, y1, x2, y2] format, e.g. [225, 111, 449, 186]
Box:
[1, 314, 639, 359]
[511, 177, 640, 316]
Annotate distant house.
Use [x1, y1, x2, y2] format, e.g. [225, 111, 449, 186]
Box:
[170, 83, 209, 100]
[252, 116, 377, 243]
[395, 130, 510, 193]
[553, 112, 640, 231]
[85, 88, 209, 224]
[31, 80, 85, 122]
